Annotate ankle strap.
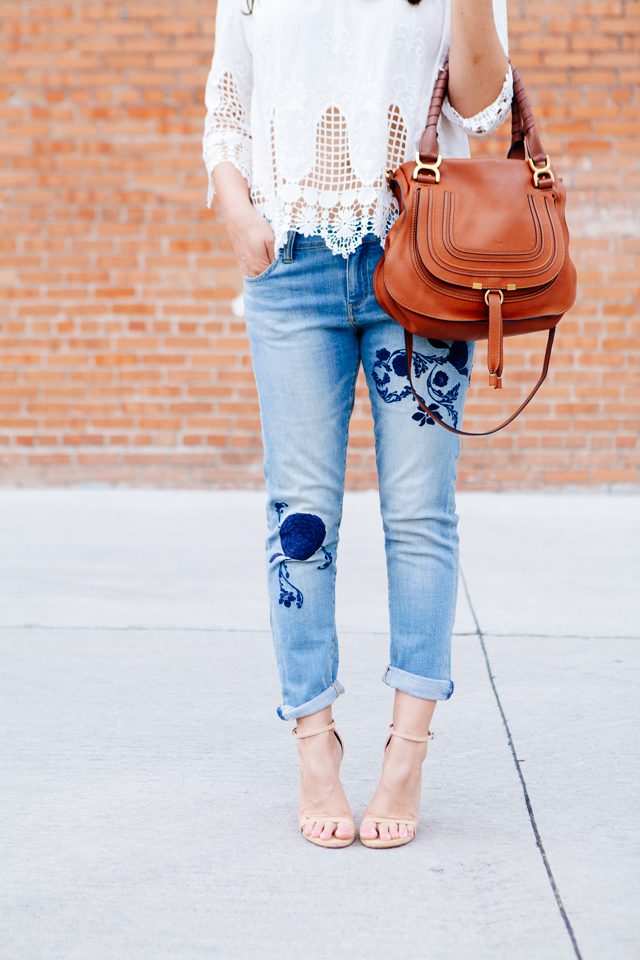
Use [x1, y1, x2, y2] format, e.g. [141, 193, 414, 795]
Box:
[292, 720, 336, 740]
[388, 723, 435, 743]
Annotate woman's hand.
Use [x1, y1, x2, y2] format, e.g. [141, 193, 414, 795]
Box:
[448, 0, 509, 120]
[212, 161, 275, 279]
[226, 203, 276, 279]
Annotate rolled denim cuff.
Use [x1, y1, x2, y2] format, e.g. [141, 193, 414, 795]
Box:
[277, 680, 345, 721]
[383, 665, 454, 701]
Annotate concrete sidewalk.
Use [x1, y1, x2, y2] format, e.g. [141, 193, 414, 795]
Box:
[0, 489, 638, 960]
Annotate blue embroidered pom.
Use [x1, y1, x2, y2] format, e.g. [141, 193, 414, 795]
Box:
[279, 513, 326, 561]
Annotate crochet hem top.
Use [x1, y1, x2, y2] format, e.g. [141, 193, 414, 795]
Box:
[203, 0, 512, 257]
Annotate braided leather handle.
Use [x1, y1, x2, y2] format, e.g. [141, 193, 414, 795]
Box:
[404, 328, 556, 437]
[418, 60, 546, 167]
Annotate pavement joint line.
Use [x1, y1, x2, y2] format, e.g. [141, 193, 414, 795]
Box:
[460, 566, 585, 960]
[0, 624, 479, 635]
[1, 625, 637, 641]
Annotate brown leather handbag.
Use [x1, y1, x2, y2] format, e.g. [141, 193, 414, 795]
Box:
[373, 61, 577, 436]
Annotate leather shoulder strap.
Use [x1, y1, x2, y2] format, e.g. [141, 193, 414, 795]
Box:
[404, 328, 556, 437]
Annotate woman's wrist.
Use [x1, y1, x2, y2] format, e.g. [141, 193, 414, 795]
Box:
[212, 161, 254, 225]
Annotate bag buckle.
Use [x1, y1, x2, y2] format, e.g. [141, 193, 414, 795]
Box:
[528, 155, 555, 188]
[413, 152, 442, 183]
[484, 289, 504, 306]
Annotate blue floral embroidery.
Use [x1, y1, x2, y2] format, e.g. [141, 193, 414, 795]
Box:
[277, 561, 303, 609]
[274, 502, 288, 522]
[372, 340, 470, 428]
[269, 508, 332, 609]
[412, 404, 444, 427]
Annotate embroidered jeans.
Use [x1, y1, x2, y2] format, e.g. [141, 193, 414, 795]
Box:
[243, 232, 475, 721]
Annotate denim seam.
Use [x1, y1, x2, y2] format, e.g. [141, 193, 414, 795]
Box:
[348, 290, 367, 325]
[283, 230, 296, 263]
[330, 629, 335, 686]
[345, 249, 369, 331]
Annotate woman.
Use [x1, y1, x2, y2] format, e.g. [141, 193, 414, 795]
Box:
[203, 0, 511, 849]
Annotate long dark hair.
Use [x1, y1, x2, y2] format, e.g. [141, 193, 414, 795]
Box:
[244, 0, 422, 12]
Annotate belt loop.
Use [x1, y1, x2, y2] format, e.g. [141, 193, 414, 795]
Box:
[283, 230, 296, 263]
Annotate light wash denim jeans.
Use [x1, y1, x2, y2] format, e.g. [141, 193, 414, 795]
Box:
[243, 232, 475, 721]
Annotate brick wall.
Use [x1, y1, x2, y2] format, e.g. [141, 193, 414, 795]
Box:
[1, 1, 638, 489]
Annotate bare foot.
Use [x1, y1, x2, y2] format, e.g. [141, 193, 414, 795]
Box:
[296, 710, 354, 843]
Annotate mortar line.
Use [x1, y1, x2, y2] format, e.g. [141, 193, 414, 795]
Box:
[460, 567, 584, 960]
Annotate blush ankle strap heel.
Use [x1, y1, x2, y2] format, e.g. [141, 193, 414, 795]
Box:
[359, 724, 435, 849]
[293, 720, 355, 848]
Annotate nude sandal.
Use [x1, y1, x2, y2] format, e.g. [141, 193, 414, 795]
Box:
[293, 720, 355, 848]
[359, 723, 435, 849]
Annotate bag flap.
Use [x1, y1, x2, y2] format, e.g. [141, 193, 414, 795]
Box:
[412, 159, 566, 291]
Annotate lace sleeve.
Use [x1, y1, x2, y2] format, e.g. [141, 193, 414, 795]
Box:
[202, 0, 253, 207]
[442, 66, 513, 137]
[441, 0, 512, 137]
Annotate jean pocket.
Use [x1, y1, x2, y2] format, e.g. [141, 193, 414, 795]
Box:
[243, 256, 279, 284]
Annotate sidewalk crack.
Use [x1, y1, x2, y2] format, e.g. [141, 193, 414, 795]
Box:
[460, 567, 584, 960]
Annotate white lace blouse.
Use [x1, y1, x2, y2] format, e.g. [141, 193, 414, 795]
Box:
[203, 0, 512, 257]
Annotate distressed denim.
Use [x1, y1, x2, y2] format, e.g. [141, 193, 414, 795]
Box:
[243, 232, 475, 721]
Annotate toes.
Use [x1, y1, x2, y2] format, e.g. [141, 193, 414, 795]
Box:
[360, 823, 378, 840]
[360, 820, 414, 842]
[303, 819, 354, 841]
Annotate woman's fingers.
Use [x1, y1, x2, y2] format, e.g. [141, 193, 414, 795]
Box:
[263, 225, 275, 264]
